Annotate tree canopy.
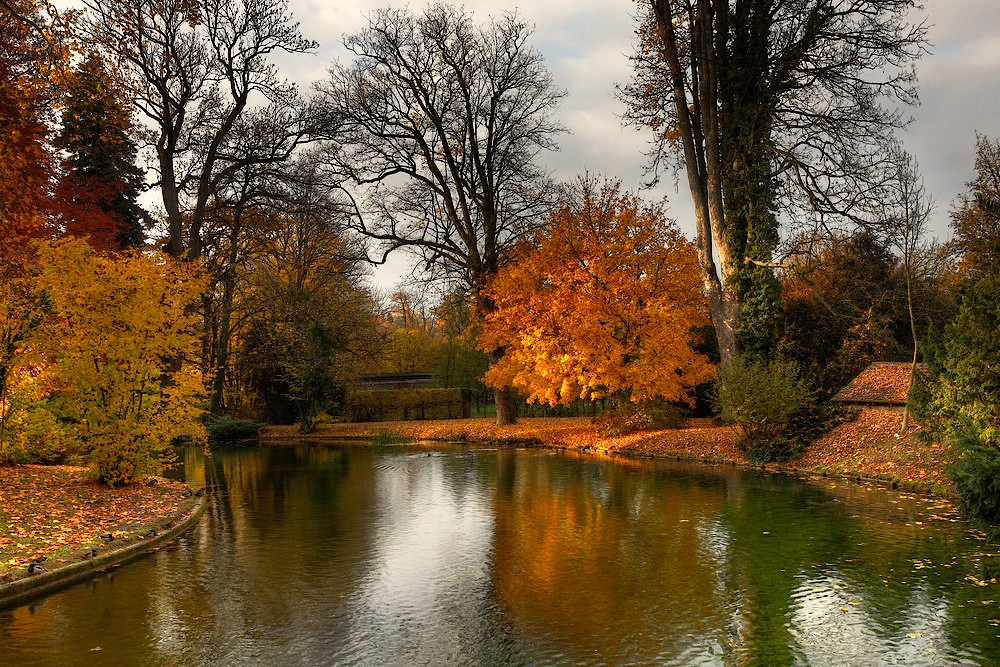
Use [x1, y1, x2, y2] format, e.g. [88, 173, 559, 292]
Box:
[321, 2, 565, 423]
[479, 178, 714, 406]
[623, 0, 928, 364]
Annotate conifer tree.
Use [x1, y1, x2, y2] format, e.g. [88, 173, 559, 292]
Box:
[58, 54, 146, 250]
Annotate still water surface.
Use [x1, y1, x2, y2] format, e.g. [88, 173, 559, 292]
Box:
[2, 443, 1000, 666]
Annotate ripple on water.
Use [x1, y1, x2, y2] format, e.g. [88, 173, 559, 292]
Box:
[2, 445, 999, 667]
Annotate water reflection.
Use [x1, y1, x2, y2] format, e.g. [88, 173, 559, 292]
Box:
[1, 445, 998, 666]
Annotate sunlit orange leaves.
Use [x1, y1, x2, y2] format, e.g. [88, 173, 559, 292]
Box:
[479, 178, 714, 405]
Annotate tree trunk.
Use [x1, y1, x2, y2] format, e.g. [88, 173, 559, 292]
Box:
[901, 262, 918, 432]
[494, 384, 517, 426]
[651, 0, 740, 368]
[489, 346, 518, 425]
[210, 274, 235, 416]
[477, 287, 518, 425]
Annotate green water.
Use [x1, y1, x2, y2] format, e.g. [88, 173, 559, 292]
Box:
[1, 444, 999, 666]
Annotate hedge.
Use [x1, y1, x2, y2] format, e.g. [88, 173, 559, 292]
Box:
[348, 388, 464, 422]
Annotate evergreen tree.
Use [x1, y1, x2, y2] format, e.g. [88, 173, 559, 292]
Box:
[58, 54, 146, 250]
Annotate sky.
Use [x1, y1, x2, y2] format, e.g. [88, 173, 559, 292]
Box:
[72, 0, 1000, 288]
[281, 0, 998, 288]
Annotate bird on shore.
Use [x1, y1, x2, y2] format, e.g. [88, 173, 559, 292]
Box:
[146, 478, 158, 486]
[140, 529, 158, 539]
[27, 563, 44, 575]
[194, 488, 206, 497]
[100, 533, 114, 542]
[31, 555, 47, 564]
[82, 549, 98, 559]
[181, 488, 193, 498]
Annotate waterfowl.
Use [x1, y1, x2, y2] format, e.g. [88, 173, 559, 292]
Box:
[146, 478, 158, 486]
[181, 488, 193, 498]
[141, 529, 158, 539]
[82, 549, 98, 559]
[195, 487, 206, 497]
[100, 533, 115, 542]
[31, 555, 47, 564]
[27, 563, 44, 575]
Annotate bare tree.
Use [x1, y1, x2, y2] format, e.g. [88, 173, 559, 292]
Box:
[320, 3, 565, 424]
[884, 149, 934, 431]
[623, 0, 928, 366]
[82, 0, 321, 260]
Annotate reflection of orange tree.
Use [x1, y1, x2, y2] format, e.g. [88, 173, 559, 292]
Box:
[491, 450, 727, 660]
[480, 178, 714, 407]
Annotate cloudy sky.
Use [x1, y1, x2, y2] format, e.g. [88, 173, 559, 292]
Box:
[277, 0, 997, 287]
[76, 0, 1000, 286]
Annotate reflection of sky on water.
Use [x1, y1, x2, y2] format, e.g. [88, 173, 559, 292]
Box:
[340, 452, 500, 666]
[3, 446, 1000, 667]
[790, 574, 958, 666]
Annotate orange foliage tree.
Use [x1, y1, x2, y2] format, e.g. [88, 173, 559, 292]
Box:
[479, 179, 715, 406]
[0, 0, 70, 252]
[21, 238, 206, 485]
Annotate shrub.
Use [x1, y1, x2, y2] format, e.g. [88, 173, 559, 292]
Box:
[206, 417, 264, 442]
[739, 437, 803, 464]
[714, 357, 814, 442]
[594, 400, 686, 436]
[950, 430, 1000, 539]
[784, 402, 856, 443]
[0, 399, 72, 465]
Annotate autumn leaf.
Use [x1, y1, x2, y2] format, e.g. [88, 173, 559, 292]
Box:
[479, 178, 714, 406]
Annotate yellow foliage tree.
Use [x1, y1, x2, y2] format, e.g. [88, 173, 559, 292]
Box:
[479, 179, 715, 406]
[23, 238, 206, 485]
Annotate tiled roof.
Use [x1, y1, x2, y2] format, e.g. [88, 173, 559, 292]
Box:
[831, 362, 927, 405]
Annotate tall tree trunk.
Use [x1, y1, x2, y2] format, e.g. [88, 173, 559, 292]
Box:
[478, 289, 517, 425]
[651, 0, 740, 368]
[901, 262, 918, 432]
[210, 274, 235, 416]
[488, 346, 518, 425]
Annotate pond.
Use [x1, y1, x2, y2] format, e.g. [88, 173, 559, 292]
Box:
[1, 443, 999, 666]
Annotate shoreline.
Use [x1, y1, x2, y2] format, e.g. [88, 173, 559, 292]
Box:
[0, 407, 954, 609]
[261, 408, 956, 496]
[0, 496, 206, 611]
[0, 467, 205, 610]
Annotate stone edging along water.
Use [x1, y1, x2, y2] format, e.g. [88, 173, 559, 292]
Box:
[0, 497, 207, 612]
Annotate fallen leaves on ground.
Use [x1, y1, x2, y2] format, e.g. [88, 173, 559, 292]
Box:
[265, 408, 957, 493]
[797, 409, 955, 491]
[0, 465, 195, 582]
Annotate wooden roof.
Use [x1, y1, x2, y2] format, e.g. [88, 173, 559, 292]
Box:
[831, 362, 927, 406]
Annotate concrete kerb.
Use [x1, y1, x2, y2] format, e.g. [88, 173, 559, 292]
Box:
[0, 497, 207, 611]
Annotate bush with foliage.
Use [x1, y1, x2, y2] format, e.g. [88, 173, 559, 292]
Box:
[738, 403, 856, 463]
[0, 396, 71, 465]
[18, 239, 206, 486]
[715, 357, 814, 442]
[949, 430, 1000, 540]
[206, 416, 264, 442]
[348, 388, 463, 422]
